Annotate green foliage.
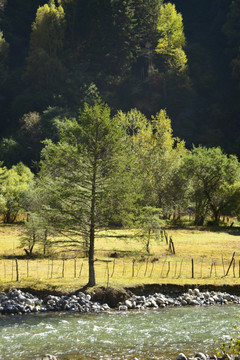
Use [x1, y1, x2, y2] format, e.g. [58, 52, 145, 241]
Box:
[135, 206, 164, 254]
[17, 111, 43, 165]
[183, 146, 240, 225]
[30, 0, 65, 56]
[24, 0, 66, 90]
[119, 108, 187, 218]
[0, 137, 21, 167]
[0, 163, 34, 223]
[155, 3, 187, 72]
[132, 0, 163, 47]
[39, 101, 135, 286]
[216, 322, 240, 358]
[19, 179, 54, 256]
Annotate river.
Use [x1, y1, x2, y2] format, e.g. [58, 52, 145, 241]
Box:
[0, 305, 239, 360]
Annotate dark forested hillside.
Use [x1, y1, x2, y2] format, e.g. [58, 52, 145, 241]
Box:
[173, 0, 240, 154]
[0, 0, 240, 168]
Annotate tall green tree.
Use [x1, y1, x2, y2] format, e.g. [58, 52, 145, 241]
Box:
[39, 102, 134, 286]
[119, 108, 187, 218]
[183, 146, 240, 225]
[24, 0, 66, 90]
[0, 162, 34, 223]
[155, 2, 187, 73]
[20, 183, 53, 257]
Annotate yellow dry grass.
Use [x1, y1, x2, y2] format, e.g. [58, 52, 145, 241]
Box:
[0, 224, 240, 292]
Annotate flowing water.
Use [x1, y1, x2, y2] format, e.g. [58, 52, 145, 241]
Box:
[0, 305, 239, 360]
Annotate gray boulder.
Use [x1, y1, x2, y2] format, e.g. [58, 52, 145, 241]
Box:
[195, 353, 207, 360]
[177, 353, 188, 360]
[41, 355, 57, 360]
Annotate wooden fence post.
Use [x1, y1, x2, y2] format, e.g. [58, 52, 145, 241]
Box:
[106, 263, 110, 288]
[62, 259, 65, 278]
[15, 258, 19, 282]
[164, 230, 168, 245]
[144, 257, 149, 276]
[191, 258, 194, 279]
[160, 229, 164, 242]
[122, 261, 126, 276]
[222, 255, 225, 276]
[111, 259, 116, 277]
[224, 252, 235, 277]
[233, 258, 236, 278]
[171, 240, 176, 255]
[11, 260, 14, 281]
[210, 261, 213, 277]
[132, 259, 135, 277]
[166, 261, 170, 277]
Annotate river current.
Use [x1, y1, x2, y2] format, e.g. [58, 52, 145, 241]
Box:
[0, 305, 239, 360]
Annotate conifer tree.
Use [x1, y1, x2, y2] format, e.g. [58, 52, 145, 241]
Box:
[39, 102, 134, 286]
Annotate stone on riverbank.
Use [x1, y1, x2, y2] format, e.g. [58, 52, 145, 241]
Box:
[118, 288, 240, 310]
[177, 353, 240, 360]
[0, 287, 240, 316]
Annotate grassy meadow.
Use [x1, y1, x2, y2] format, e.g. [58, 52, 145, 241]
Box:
[0, 223, 240, 292]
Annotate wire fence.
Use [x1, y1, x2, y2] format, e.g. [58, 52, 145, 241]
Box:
[0, 253, 239, 284]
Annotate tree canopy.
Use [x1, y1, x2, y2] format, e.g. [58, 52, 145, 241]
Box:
[39, 102, 135, 286]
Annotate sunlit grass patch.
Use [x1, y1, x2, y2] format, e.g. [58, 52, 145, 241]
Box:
[0, 224, 240, 292]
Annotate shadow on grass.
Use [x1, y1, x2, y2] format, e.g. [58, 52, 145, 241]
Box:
[167, 222, 240, 235]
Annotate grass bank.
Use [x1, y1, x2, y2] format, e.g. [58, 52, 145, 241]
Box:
[0, 224, 240, 293]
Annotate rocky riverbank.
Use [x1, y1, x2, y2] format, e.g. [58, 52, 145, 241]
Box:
[118, 287, 240, 310]
[0, 288, 110, 315]
[0, 287, 240, 315]
[177, 352, 240, 360]
[40, 353, 236, 360]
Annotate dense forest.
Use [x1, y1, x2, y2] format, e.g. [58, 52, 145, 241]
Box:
[0, 0, 240, 168]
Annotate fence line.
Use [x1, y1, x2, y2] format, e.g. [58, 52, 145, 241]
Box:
[0, 255, 239, 283]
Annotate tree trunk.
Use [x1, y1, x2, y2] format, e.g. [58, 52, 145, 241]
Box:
[87, 157, 97, 287]
[213, 209, 221, 225]
[146, 230, 151, 254]
[43, 229, 48, 255]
